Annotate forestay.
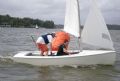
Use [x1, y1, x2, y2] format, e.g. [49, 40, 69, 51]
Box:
[82, 0, 114, 50]
[64, 0, 80, 37]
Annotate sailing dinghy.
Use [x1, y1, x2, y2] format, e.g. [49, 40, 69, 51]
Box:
[35, 24, 39, 29]
[12, 0, 116, 66]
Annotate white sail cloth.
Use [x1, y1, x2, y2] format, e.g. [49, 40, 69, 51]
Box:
[64, 0, 80, 37]
[82, 0, 114, 50]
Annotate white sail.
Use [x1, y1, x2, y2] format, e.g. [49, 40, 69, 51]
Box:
[82, 0, 114, 50]
[35, 24, 39, 29]
[64, 0, 80, 37]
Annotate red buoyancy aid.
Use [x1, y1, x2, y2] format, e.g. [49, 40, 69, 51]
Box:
[52, 31, 70, 51]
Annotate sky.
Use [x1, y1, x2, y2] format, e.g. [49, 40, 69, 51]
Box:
[0, 0, 120, 25]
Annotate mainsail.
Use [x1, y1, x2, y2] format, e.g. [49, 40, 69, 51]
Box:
[64, 0, 80, 37]
[82, 0, 114, 50]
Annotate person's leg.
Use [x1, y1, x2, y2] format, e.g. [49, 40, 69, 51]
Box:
[62, 52, 69, 55]
[42, 44, 48, 56]
[41, 51, 44, 56]
[57, 45, 64, 56]
[37, 43, 43, 55]
[37, 43, 48, 56]
[44, 51, 48, 56]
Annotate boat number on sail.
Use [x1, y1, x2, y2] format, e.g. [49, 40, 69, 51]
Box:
[102, 33, 110, 40]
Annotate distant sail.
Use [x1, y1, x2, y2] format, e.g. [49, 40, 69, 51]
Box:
[64, 0, 80, 37]
[82, 0, 114, 50]
[35, 24, 39, 29]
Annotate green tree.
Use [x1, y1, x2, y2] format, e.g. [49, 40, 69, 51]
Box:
[0, 14, 55, 28]
[43, 20, 55, 28]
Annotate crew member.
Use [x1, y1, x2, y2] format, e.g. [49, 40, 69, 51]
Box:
[36, 33, 55, 56]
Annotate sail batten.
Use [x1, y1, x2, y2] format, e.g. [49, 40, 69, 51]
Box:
[82, 0, 114, 50]
[64, 0, 80, 37]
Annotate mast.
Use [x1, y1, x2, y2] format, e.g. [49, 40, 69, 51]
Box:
[77, 0, 82, 52]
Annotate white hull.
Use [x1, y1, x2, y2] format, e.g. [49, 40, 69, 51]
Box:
[13, 50, 116, 66]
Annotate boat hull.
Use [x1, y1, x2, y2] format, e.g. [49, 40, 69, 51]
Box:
[13, 50, 116, 66]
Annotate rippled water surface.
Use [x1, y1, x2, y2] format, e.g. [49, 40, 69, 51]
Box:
[0, 28, 120, 81]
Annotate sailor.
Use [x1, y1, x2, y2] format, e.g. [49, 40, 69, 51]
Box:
[51, 31, 70, 54]
[36, 33, 55, 56]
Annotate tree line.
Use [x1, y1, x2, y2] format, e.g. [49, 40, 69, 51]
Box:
[0, 14, 55, 28]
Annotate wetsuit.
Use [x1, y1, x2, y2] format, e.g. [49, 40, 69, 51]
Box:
[56, 44, 68, 56]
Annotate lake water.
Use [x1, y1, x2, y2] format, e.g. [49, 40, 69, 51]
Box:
[0, 28, 120, 81]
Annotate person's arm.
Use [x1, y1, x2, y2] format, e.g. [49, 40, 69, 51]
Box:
[63, 46, 69, 54]
[63, 48, 68, 53]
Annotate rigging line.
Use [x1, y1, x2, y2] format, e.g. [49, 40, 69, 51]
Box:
[30, 36, 40, 51]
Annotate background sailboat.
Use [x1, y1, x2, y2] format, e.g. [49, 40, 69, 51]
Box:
[35, 24, 39, 29]
[12, 0, 116, 66]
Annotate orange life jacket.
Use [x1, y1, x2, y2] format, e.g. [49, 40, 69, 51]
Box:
[52, 31, 70, 51]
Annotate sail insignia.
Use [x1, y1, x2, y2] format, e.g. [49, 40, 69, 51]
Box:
[102, 33, 110, 41]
